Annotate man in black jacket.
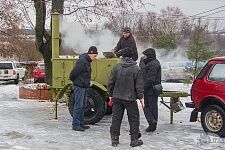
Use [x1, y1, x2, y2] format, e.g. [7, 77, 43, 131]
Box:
[140, 48, 161, 132]
[114, 27, 138, 61]
[69, 46, 98, 131]
[108, 47, 144, 147]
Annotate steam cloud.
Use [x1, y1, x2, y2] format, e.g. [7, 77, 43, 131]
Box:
[60, 19, 188, 62]
[60, 19, 119, 57]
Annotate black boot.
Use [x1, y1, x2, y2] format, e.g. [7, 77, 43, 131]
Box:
[111, 134, 119, 147]
[72, 126, 85, 132]
[145, 123, 157, 132]
[130, 134, 143, 147]
[81, 125, 90, 129]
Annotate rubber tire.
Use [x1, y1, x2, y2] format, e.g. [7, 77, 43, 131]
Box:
[68, 88, 107, 125]
[201, 105, 225, 137]
[14, 75, 19, 84]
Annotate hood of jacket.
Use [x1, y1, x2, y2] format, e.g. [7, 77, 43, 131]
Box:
[143, 48, 156, 64]
[121, 57, 137, 67]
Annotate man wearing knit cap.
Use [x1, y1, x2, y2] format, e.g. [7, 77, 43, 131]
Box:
[70, 46, 98, 131]
[139, 48, 161, 132]
[108, 47, 144, 147]
[114, 27, 138, 61]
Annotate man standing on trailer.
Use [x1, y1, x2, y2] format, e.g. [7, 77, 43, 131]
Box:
[114, 27, 138, 61]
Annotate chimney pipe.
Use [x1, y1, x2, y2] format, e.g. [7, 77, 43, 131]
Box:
[52, 12, 59, 59]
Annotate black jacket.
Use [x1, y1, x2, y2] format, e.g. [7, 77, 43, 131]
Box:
[108, 57, 144, 101]
[114, 34, 138, 61]
[140, 51, 161, 95]
[70, 53, 92, 88]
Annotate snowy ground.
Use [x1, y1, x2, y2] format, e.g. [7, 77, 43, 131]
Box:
[0, 81, 224, 150]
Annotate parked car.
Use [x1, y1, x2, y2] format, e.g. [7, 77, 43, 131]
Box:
[161, 61, 191, 82]
[186, 57, 225, 137]
[0, 61, 26, 84]
[34, 62, 45, 83]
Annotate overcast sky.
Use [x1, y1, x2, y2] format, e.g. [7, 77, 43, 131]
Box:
[28, 0, 225, 28]
[147, 0, 225, 17]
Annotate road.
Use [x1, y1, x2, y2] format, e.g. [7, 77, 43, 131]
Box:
[0, 81, 224, 150]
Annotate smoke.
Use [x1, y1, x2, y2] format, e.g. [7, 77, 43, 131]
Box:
[60, 19, 189, 62]
[157, 47, 189, 62]
[60, 20, 119, 58]
[137, 44, 189, 64]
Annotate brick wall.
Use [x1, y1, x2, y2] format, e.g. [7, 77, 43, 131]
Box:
[19, 87, 52, 101]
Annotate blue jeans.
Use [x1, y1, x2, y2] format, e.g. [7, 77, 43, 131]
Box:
[72, 86, 87, 127]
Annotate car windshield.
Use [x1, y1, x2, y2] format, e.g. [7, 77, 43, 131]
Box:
[16, 63, 22, 68]
[37, 64, 45, 69]
[0, 63, 13, 69]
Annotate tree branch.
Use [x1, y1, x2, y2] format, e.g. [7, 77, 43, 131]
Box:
[63, 5, 98, 15]
[17, 0, 35, 30]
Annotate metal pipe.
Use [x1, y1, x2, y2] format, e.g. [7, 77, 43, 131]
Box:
[52, 12, 59, 59]
[51, 12, 60, 119]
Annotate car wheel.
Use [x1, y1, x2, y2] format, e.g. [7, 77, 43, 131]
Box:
[68, 88, 107, 125]
[201, 105, 225, 137]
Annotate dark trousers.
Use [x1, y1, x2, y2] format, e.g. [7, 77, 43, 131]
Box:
[72, 86, 87, 127]
[143, 93, 158, 125]
[110, 98, 140, 136]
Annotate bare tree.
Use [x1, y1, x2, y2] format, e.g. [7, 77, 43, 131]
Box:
[29, 0, 149, 84]
[0, 0, 24, 58]
[104, 7, 191, 50]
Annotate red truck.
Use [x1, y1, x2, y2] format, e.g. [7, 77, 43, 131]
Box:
[186, 57, 225, 137]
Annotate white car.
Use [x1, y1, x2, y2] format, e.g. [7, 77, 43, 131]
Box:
[162, 61, 191, 82]
[0, 61, 26, 84]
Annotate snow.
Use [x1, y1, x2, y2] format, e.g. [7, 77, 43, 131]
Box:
[0, 81, 224, 150]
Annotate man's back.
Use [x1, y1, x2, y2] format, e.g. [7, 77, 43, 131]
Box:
[108, 58, 143, 101]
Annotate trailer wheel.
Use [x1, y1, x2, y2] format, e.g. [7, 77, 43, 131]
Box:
[201, 105, 225, 137]
[68, 88, 107, 124]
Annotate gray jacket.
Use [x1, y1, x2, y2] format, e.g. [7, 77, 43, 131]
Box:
[108, 57, 144, 101]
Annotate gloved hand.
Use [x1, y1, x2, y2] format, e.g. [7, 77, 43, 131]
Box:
[108, 97, 113, 107]
[115, 49, 123, 57]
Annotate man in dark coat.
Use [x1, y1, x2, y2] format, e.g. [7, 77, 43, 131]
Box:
[140, 48, 161, 132]
[69, 46, 98, 131]
[108, 47, 144, 147]
[114, 27, 138, 61]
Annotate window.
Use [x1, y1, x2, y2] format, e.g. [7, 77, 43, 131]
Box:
[16, 63, 22, 68]
[208, 63, 225, 82]
[0, 63, 13, 69]
[37, 64, 45, 69]
[197, 63, 212, 79]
